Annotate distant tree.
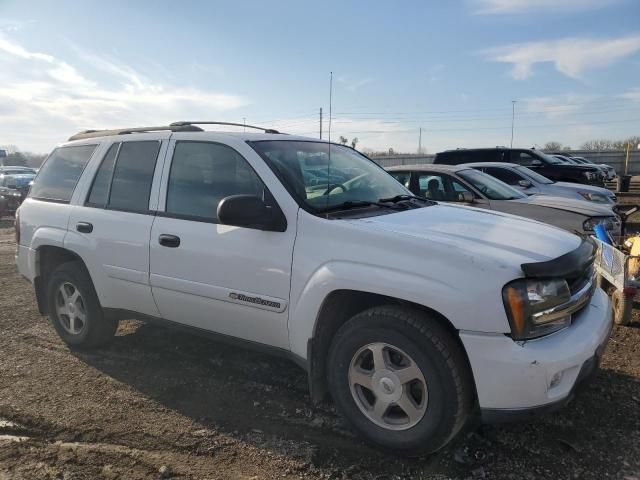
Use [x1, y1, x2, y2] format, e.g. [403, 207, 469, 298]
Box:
[581, 139, 615, 150]
[351, 137, 359, 149]
[544, 141, 563, 151]
[4, 151, 27, 166]
[338, 136, 348, 145]
[614, 136, 640, 150]
[388, 147, 395, 155]
[1, 145, 20, 155]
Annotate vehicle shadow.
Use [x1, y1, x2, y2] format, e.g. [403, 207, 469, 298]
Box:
[74, 320, 451, 476]
[75, 320, 640, 479]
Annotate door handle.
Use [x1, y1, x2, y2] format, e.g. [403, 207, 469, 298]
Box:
[158, 234, 180, 248]
[76, 222, 93, 233]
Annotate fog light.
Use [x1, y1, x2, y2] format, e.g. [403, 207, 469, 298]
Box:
[549, 371, 563, 389]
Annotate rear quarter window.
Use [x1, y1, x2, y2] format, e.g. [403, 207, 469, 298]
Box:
[29, 144, 97, 202]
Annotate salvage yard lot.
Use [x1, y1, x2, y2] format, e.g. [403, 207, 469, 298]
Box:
[0, 221, 638, 480]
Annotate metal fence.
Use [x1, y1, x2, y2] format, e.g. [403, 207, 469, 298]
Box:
[371, 150, 640, 174]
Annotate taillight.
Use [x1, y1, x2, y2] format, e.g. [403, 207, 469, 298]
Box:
[14, 208, 20, 245]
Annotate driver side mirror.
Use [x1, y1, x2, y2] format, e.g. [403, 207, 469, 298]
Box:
[457, 191, 474, 203]
[217, 195, 286, 232]
[530, 159, 542, 167]
[518, 180, 532, 188]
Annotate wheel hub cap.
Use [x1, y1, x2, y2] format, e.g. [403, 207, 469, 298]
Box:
[348, 342, 428, 431]
[55, 282, 86, 335]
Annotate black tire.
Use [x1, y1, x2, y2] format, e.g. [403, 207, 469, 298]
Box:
[46, 261, 117, 348]
[612, 289, 632, 326]
[327, 305, 474, 456]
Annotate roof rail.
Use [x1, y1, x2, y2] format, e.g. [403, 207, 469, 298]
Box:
[170, 121, 281, 134]
[68, 124, 203, 141]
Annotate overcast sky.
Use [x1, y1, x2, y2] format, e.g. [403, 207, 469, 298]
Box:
[1, 0, 639, 154]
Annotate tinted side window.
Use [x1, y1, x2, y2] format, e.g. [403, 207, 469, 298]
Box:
[87, 143, 119, 206]
[511, 151, 539, 167]
[30, 144, 96, 202]
[434, 152, 458, 165]
[108, 141, 160, 212]
[166, 142, 264, 221]
[483, 167, 523, 185]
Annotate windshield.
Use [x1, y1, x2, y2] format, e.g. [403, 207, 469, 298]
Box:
[557, 155, 578, 164]
[250, 141, 410, 213]
[458, 169, 526, 200]
[537, 151, 564, 164]
[514, 165, 553, 184]
[571, 157, 590, 164]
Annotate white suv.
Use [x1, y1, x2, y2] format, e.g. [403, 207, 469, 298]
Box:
[16, 122, 612, 455]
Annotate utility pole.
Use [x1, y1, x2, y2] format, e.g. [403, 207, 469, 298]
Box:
[243, 117, 246, 132]
[418, 127, 422, 154]
[510, 100, 516, 148]
[319, 107, 323, 139]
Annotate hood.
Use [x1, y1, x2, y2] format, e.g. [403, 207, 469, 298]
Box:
[513, 194, 614, 216]
[554, 182, 614, 197]
[346, 203, 581, 267]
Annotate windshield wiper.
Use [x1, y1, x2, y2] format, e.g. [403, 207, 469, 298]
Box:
[378, 194, 435, 205]
[323, 200, 404, 212]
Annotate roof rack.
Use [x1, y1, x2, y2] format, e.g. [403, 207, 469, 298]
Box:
[68, 121, 282, 141]
[68, 124, 203, 141]
[170, 121, 281, 134]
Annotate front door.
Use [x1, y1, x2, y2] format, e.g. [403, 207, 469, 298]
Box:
[414, 172, 490, 209]
[149, 139, 296, 349]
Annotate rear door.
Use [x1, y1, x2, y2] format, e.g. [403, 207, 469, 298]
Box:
[65, 134, 169, 317]
[148, 136, 296, 349]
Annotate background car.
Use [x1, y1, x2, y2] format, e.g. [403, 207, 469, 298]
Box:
[554, 154, 617, 180]
[434, 147, 605, 186]
[387, 164, 620, 236]
[0, 166, 37, 175]
[0, 175, 24, 217]
[465, 162, 616, 204]
[553, 154, 615, 181]
[0, 172, 35, 199]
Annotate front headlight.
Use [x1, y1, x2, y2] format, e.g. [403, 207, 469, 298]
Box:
[583, 216, 615, 231]
[578, 191, 611, 203]
[502, 278, 571, 340]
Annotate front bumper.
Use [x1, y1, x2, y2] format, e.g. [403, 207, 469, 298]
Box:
[460, 287, 612, 417]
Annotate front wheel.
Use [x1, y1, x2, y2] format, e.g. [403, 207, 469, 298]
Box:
[327, 306, 474, 456]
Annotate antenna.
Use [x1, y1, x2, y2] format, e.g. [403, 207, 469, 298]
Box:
[326, 71, 333, 218]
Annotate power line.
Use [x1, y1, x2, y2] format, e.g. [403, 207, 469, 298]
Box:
[318, 117, 640, 135]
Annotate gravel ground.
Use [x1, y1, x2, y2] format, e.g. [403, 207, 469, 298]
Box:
[0, 220, 639, 480]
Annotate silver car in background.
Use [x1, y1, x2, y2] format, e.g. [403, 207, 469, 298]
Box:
[465, 162, 616, 204]
[386, 164, 621, 236]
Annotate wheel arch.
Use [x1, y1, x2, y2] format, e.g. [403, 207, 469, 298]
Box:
[306, 289, 474, 403]
[34, 245, 90, 315]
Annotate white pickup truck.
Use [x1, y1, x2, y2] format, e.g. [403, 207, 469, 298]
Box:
[16, 122, 612, 455]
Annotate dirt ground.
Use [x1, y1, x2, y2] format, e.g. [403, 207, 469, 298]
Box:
[0, 220, 639, 480]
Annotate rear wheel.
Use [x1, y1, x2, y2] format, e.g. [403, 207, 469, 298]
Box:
[327, 306, 474, 456]
[46, 261, 117, 348]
